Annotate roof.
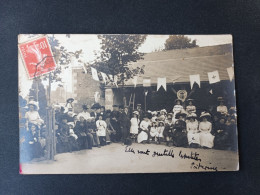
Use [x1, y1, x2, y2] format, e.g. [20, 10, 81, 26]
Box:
[123, 44, 233, 87]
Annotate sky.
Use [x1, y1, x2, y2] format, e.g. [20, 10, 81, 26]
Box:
[19, 34, 232, 98]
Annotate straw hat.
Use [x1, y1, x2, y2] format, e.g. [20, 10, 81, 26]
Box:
[175, 99, 182, 103]
[27, 101, 39, 110]
[66, 98, 74, 103]
[67, 122, 75, 128]
[133, 111, 139, 116]
[200, 112, 211, 118]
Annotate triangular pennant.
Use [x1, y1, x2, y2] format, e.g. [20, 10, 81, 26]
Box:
[157, 77, 167, 91]
[91, 67, 99, 81]
[100, 72, 108, 84]
[114, 75, 118, 88]
[189, 74, 201, 89]
[132, 76, 138, 88]
[227, 67, 234, 81]
[209, 89, 213, 94]
[144, 91, 148, 96]
[143, 77, 151, 87]
[81, 63, 87, 74]
[208, 70, 220, 84]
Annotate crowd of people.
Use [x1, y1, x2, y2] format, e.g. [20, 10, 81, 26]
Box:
[54, 97, 238, 154]
[20, 96, 238, 162]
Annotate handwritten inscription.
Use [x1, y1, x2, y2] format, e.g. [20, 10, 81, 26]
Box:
[179, 150, 201, 162]
[124, 146, 218, 171]
[190, 162, 218, 172]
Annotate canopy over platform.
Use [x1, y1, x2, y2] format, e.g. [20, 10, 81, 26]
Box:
[122, 44, 233, 87]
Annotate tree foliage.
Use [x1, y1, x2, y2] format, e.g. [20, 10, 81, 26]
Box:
[93, 34, 147, 85]
[164, 35, 198, 50]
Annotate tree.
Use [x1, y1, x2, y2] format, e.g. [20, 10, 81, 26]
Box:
[93, 34, 147, 85]
[164, 35, 198, 50]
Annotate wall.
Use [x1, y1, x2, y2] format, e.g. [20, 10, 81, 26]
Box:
[72, 67, 105, 113]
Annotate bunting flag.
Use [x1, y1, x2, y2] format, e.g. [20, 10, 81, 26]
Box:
[209, 89, 213, 94]
[132, 76, 138, 88]
[91, 67, 99, 81]
[189, 74, 200, 89]
[81, 63, 87, 74]
[157, 77, 167, 91]
[143, 77, 151, 87]
[144, 90, 148, 96]
[227, 67, 234, 81]
[208, 70, 220, 84]
[114, 75, 118, 88]
[100, 72, 108, 84]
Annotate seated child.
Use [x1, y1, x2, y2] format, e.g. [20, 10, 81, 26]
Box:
[157, 121, 165, 144]
[150, 121, 159, 142]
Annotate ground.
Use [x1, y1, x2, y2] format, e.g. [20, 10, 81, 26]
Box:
[21, 143, 239, 174]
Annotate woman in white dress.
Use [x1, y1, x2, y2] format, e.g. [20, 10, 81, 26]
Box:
[25, 101, 44, 131]
[186, 113, 200, 147]
[137, 115, 150, 143]
[217, 97, 228, 115]
[130, 111, 140, 142]
[199, 112, 215, 148]
[172, 99, 183, 123]
[186, 99, 196, 115]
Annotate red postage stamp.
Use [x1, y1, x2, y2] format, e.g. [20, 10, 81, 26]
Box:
[18, 36, 56, 79]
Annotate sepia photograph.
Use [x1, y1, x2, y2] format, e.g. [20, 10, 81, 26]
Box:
[18, 34, 238, 174]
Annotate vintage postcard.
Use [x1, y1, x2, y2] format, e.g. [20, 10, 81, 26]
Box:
[19, 34, 238, 174]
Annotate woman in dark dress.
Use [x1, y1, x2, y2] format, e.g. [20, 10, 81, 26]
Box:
[74, 116, 93, 150]
[172, 112, 188, 147]
[163, 113, 175, 146]
[213, 116, 230, 150]
[56, 116, 72, 153]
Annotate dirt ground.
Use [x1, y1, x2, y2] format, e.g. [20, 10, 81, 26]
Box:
[21, 143, 239, 174]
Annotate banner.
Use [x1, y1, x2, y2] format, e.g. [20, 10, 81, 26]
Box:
[91, 67, 99, 81]
[100, 72, 108, 84]
[157, 77, 166, 91]
[132, 76, 138, 87]
[189, 74, 200, 89]
[143, 77, 151, 87]
[208, 70, 220, 84]
[227, 67, 234, 81]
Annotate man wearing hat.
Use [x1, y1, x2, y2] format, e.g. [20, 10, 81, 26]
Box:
[78, 105, 91, 121]
[163, 113, 175, 146]
[119, 105, 131, 144]
[91, 103, 102, 119]
[110, 105, 121, 142]
[136, 104, 144, 121]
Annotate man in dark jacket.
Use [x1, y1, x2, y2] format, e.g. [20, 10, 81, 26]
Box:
[119, 106, 131, 144]
[110, 105, 121, 142]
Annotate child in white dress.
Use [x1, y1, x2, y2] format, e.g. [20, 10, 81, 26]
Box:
[157, 121, 165, 144]
[172, 99, 183, 123]
[96, 114, 107, 146]
[150, 121, 159, 142]
[130, 111, 140, 142]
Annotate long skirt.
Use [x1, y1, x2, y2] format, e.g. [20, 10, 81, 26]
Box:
[187, 131, 200, 145]
[137, 131, 148, 143]
[150, 131, 159, 137]
[199, 132, 214, 148]
[172, 130, 188, 147]
[130, 125, 139, 135]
